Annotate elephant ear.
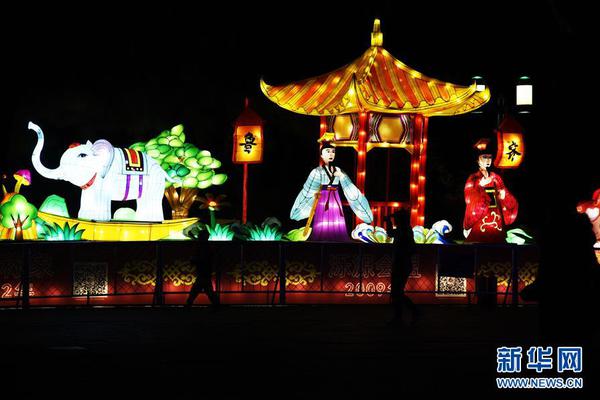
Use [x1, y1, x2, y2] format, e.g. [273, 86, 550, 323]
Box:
[92, 139, 115, 178]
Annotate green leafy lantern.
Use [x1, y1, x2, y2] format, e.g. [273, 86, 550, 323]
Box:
[38, 221, 85, 241]
[207, 223, 235, 241]
[0, 194, 38, 240]
[243, 218, 283, 241]
[132, 124, 228, 219]
[39, 194, 70, 217]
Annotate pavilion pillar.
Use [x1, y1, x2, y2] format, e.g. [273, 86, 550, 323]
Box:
[319, 116, 327, 136]
[319, 116, 327, 161]
[355, 112, 368, 226]
[409, 115, 428, 227]
[418, 116, 429, 226]
[356, 112, 368, 193]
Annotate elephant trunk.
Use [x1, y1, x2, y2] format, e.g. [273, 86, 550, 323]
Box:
[28, 122, 62, 181]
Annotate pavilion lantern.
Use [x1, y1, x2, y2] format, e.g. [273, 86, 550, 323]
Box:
[472, 76, 486, 92]
[516, 76, 533, 112]
[260, 19, 490, 228]
[494, 115, 525, 169]
[515, 76, 533, 114]
[232, 98, 264, 223]
[471, 76, 486, 114]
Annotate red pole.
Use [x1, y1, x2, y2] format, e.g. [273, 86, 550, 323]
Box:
[385, 146, 391, 206]
[356, 112, 368, 192]
[409, 115, 423, 227]
[355, 112, 368, 226]
[242, 164, 248, 224]
[418, 116, 429, 227]
[319, 116, 327, 136]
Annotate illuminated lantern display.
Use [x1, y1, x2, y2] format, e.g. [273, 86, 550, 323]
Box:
[516, 76, 533, 107]
[197, 193, 229, 229]
[576, 188, 600, 262]
[494, 115, 525, 169]
[472, 76, 486, 93]
[12, 169, 31, 193]
[130, 124, 228, 219]
[463, 139, 518, 242]
[28, 122, 173, 222]
[412, 220, 453, 244]
[35, 211, 196, 240]
[232, 98, 264, 223]
[351, 223, 393, 243]
[232, 99, 264, 164]
[25, 122, 223, 240]
[39, 194, 69, 217]
[0, 170, 39, 240]
[0, 194, 38, 240]
[290, 135, 373, 241]
[261, 19, 490, 227]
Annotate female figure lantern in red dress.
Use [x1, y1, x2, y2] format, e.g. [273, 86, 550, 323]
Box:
[463, 140, 518, 242]
[576, 188, 600, 255]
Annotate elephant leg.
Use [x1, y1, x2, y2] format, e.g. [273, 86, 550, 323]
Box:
[78, 189, 111, 221]
[136, 196, 164, 221]
[79, 203, 111, 221]
[135, 182, 165, 222]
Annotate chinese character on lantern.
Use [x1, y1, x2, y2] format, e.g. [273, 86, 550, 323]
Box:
[240, 131, 257, 154]
[494, 115, 525, 169]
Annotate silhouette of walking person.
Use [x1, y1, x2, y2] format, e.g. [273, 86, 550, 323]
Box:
[388, 208, 420, 326]
[186, 232, 220, 308]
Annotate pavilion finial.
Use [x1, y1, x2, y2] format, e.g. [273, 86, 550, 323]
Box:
[371, 19, 383, 47]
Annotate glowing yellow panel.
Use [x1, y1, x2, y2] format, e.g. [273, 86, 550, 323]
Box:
[333, 115, 354, 140]
[495, 132, 524, 169]
[232, 125, 263, 164]
[37, 212, 198, 241]
[378, 116, 405, 143]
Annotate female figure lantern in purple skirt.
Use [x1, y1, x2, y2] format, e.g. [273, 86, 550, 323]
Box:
[290, 140, 373, 241]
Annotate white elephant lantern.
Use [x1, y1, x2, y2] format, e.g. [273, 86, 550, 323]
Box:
[28, 122, 176, 222]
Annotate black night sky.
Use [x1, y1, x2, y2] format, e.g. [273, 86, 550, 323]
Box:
[2, 1, 596, 232]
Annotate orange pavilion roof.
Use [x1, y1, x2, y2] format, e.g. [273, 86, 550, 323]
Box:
[260, 20, 490, 117]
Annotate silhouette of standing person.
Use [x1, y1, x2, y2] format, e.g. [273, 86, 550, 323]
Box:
[536, 212, 599, 344]
[388, 208, 420, 325]
[186, 231, 220, 308]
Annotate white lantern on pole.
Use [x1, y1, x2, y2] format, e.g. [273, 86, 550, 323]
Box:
[472, 76, 486, 92]
[516, 76, 533, 107]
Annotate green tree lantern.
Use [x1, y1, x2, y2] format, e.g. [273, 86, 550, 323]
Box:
[0, 194, 38, 240]
[131, 124, 228, 219]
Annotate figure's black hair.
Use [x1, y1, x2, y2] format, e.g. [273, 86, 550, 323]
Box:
[320, 142, 335, 152]
[473, 138, 497, 162]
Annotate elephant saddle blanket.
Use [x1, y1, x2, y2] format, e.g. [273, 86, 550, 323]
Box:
[119, 148, 149, 176]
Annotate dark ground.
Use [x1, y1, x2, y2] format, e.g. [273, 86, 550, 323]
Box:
[1, 305, 596, 399]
